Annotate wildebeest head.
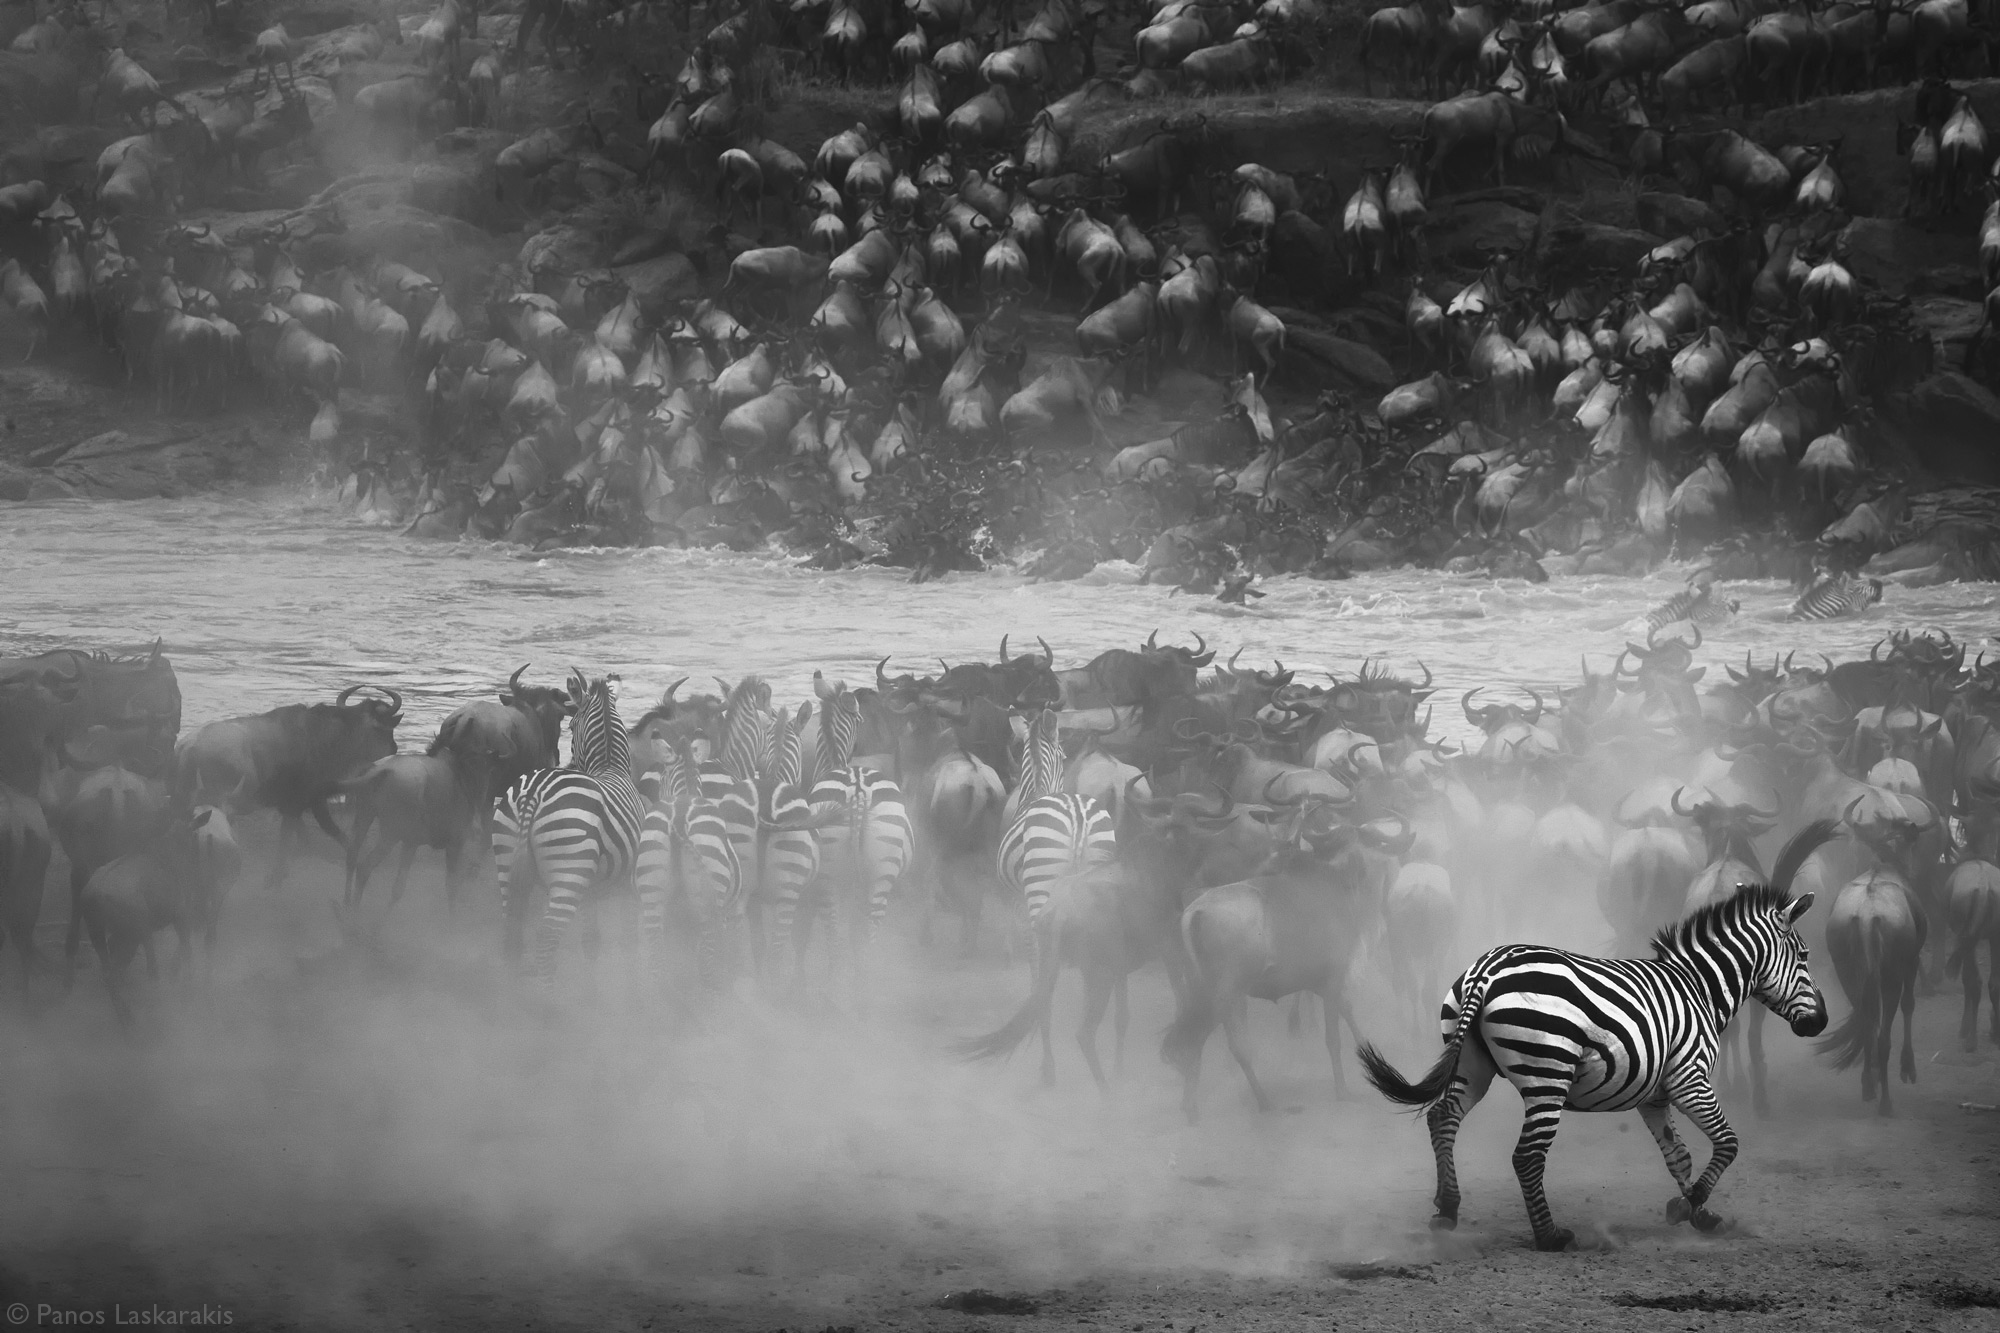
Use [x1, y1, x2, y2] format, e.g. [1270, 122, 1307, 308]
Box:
[500, 663, 577, 759]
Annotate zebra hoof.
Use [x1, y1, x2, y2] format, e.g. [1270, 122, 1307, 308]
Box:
[1533, 1228, 1575, 1252]
[1691, 1208, 1724, 1234]
[1428, 1212, 1457, 1231]
[1665, 1196, 1692, 1224]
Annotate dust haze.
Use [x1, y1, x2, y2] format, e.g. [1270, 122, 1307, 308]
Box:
[4, 799, 1983, 1332]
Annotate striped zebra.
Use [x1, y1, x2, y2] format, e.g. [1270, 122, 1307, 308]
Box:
[1358, 820, 1836, 1252]
[1642, 583, 1739, 635]
[635, 740, 742, 996]
[997, 707, 1115, 925]
[1787, 572, 1884, 621]
[494, 671, 645, 986]
[757, 703, 824, 974]
[801, 676, 914, 974]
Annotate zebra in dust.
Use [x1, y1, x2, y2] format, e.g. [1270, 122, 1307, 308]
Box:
[759, 701, 827, 980]
[1358, 820, 1836, 1252]
[494, 670, 645, 986]
[699, 676, 775, 975]
[795, 672, 913, 985]
[997, 707, 1116, 927]
[635, 736, 743, 999]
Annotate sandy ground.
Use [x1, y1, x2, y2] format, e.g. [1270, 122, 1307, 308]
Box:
[0, 824, 1996, 1333]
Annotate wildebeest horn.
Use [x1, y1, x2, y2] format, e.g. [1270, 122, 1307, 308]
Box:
[1227, 645, 1244, 673]
[999, 634, 1011, 662]
[1417, 661, 1432, 689]
[1820, 652, 1834, 675]
[1843, 794, 1867, 826]
[875, 656, 892, 691]
[1687, 624, 1703, 650]
[1671, 785, 1696, 817]
[1145, 628, 1159, 651]
[509, 663, 529, 692]
[1462, 687, 1483, 725]
[336, 685, 363, 706]
[1524, 688, 1544, 723]
[1870, 636, 1885, 661]
[662, 677, 687, 707]
[1038, 636, 1053, 665]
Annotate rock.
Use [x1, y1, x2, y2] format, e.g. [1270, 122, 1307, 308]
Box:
[1839, 217, 1979, 297]
[614, 252, 699, 318]
[305, 198, 509, 304]
[0, 459, 33, 501]
[1426, 199, 1539, 269]
[1910, 297, 1986, 367]
[409, 129, 513, 229]
[1754, 80, 2000, 216]
[1275, 318, 1398, 392]
[519, 223, 599, 276]
[1635, 191, 1725, 239]
[1904, 373, 2000, 484]
[46, 428, 258, 499]
[1532, 203, 1656, 278]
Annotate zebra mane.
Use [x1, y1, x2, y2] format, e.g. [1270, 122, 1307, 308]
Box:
[1650, 882, 1792, 960]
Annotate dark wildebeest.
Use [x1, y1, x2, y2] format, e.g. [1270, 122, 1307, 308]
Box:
[174, 685, 404, 891]
[77, 806, 215, 1030]
[338, 742, 500, 927]
[429, 663, 574, 798]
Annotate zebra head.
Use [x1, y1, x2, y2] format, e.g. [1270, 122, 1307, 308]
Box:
[565, 669, 629, 776]
[1747, 890, 1827, 1039]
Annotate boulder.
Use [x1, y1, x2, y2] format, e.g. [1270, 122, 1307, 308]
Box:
[1275, 317, 1398, 392]
[1903, 373, 2000, 484]
[1532, 202, 1655, 277]
[1635, 191, 1724, 239]
[519, 223, 600, 275]
[1754, 80, 2000, 217]
[614, 252, 700, 317]
[1909, 296, 1986, 367]
[304, 197, 509, 301]
[1425, 199, 1539, 268]
[1839, 217, 1979, 297]
[407, 128, 513, 230]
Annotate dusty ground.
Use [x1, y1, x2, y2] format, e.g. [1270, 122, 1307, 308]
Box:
[0, 821, 1995, 1333]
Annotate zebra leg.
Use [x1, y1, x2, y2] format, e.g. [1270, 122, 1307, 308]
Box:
[1220, 994, 1272, 1113]
[1668, 1079, 1738, 1232]
[1639, 1100, 1698, 1222]
[531, 881, 583, 988]
[1745, 1004, 1770, 1119]
[1511, 1086, 1578, 1251]
[1426, 1038, 1496, 1230]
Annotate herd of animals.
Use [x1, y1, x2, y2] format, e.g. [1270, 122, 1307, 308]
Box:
[2, 623, 2000, 1248]
[2, 0, 1999, 584]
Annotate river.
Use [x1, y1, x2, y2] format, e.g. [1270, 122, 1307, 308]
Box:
[5, 492, 1997, 741]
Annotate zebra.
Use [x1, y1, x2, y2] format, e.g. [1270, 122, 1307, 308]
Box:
[1357, 820, 1836, 1252]
[997, 707, 1115, 926]
[1787, 572, 1884, 621]
[801, 674, 914, 979]
[756, 702, 824, 979]
[1642, 582, 1739, 636]
[494, 670, 645, 986]
[635, 739, 742, 997]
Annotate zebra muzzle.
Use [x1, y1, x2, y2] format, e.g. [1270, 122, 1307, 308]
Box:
[1790, 989, 1828, 1038]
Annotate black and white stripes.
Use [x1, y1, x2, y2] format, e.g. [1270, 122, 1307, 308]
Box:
[1359, 821, 1836, 1251]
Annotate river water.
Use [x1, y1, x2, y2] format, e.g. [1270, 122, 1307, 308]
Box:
[5, 492, 1997, 743]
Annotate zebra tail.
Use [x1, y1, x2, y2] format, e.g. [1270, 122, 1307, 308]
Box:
[955, 914, 1061, 1062]
[1817, 917, 1885, 1073]
[1357, 1040, 1460, 1109]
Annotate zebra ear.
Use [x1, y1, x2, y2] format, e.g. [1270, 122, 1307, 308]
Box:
[1786, 893, 1814, 923]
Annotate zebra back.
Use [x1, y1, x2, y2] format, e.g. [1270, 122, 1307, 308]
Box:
[1642, 586, 1704, 635]
[718, 675, 772, 781]
[816, 678, 860, 775]
[567, 671, 632, 779]
[1018, 706, 1063, 803]
[1788, 573, 1884, 621]
[764, 703, 805, 787]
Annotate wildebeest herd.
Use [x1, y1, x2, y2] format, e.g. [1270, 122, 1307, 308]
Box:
[2, 624, 1998, 1247]
[1, 0, 1994, 586]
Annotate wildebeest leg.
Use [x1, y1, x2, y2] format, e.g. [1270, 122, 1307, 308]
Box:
[1075, 966, 1114, 1091]
[382, 844, 421, 922]
[1965, 941, 1985, 1051]
[1897, 964, 1920, 1088]
[442, 839, 466, 912]
[98, 932, 135, 1031]
[1221, 994, 1272, 1112]
[264, 814, 297, 892]
[1745, 1004, 1769, 1118]
[1111, 973, 1128, 1077]
[310, 799, 348, 852]
[64, 859, 90, 983]
[1321, 988, 1351, 1098]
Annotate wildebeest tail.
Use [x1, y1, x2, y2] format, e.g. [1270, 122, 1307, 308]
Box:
[1161, 907, 1216, 1065]
[1358, 1040, 1459, 1109]
[1816, 914, 1885, 1072]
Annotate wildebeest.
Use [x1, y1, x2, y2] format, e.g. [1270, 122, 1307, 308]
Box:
[338, 740, 501, 927]
[429, 664, 575, 797]
[174, 685, 404, 890]
[76, 807, 215, 1029]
